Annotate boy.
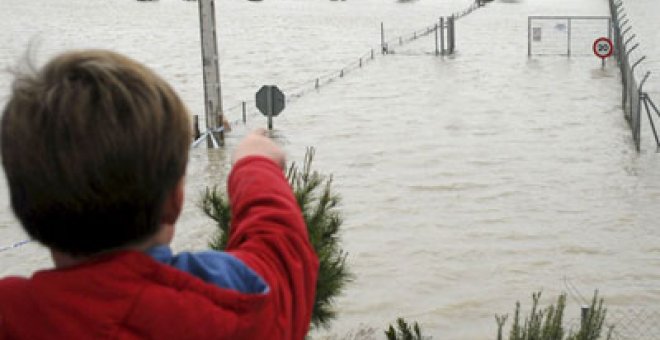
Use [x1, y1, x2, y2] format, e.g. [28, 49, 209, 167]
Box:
[0, 50, 318, 339]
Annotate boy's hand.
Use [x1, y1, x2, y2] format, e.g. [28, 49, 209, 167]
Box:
[232, 129, 285, 168]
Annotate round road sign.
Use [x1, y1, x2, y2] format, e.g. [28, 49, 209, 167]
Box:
[593, 37, 613, 59]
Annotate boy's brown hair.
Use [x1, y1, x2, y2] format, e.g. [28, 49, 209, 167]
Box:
[1, 50, 191, 256]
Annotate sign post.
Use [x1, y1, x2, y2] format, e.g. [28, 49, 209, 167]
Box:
[593, 37, 613, 68]
[256, 85, 285, 130]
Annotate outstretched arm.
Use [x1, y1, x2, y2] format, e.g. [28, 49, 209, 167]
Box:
[226, 130, 319, 339]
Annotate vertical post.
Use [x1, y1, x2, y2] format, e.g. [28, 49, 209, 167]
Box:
[581, 305, 590, 328]
[567, 18, 572, 57]
[199, 0, 224, 147]
[434, 23, 439, 56]
[381, 22, 386, 54]
[266, 86, 273, 130]
[359, 58, 362, 67]
[440, 17, 445, 55]
[528, 17, 532, 57]
[315, 78, 319, 89]
[241, 101, 246, 123]
[371, 48, 374, 59]
[193, 115, 201, 140]
[448, 15, 455, 54]
[340, 69, 344, 77]
[608, 17, 615, 58]
[643, 95, 660, 149]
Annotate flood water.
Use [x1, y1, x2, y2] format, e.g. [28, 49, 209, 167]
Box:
[2, 0, 660, 338]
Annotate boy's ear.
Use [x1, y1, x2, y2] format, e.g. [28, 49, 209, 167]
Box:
[161, 177, 185, 226]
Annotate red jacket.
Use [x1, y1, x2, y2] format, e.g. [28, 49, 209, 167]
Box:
[0, 156, 319, 339]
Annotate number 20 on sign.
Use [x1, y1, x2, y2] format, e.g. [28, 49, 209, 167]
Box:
[593, 37, 613, 68]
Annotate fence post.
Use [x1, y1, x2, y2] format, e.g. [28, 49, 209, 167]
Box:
[340, 69, 344, 77]
[580, 305, 590, 328]
[241, 101, 246, 123]
[359, 58, 362, 67]
[434, 23, 439, 56]
[381, 22, 386, 54]
[528, 16, 532, 56]
[440, 17, 445, 55]
[371, 48, 374, 59]
[642, 94, 660, 149]
[449, 15, 455, 54]
[608, 17, 616, 58]
[315, 78, 319, 89]
[193, 115, 201, 140]
[567, 18, 572, 56]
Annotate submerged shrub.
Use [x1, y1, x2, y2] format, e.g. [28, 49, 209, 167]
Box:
[496, 291, 613, 340]
[385, 318, 425, 340]
[201, 147, 352, 329]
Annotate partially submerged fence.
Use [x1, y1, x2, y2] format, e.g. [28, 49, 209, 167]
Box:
[527, 16, 612, 56]
[199, 0, 488, 135]
[380, 17, 455, 56]
[609, 0, 659, 151]
[564, 278, 660, 340]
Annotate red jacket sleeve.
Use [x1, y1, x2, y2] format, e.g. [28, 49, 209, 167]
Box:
[226, 156, 319, 340]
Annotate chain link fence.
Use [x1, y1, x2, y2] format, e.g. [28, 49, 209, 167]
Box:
[609, 0, 659, 151]
[527, 16, 612, 56]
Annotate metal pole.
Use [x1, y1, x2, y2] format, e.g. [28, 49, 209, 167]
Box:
[381, 22, 385, 54]
[581, 306, 590, 328]
[646, 91, 660, 117]
[528, 17, 532, 56]
[440, 17, 445, 55]
[451, 15, 456, 54]
[434, 24, 439, 56]
[567, 18, 572, 57]
[643, 95, 660, 148]
[193, 115, 201, 140]
[242, 101, 246, 123]
[266, 86, 273, 130]
[608, 17, 617, 58]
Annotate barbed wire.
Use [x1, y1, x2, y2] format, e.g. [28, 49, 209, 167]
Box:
[0, 239, 32, 253]
[213, 0, 486, 129]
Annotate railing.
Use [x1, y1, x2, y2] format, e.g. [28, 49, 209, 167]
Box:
[609, 0, 658, 151]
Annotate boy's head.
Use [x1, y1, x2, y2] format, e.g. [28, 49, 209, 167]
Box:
[1, 50, 191, 256]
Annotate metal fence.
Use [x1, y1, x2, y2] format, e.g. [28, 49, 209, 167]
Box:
[607, 308, 660, 340]
[527, 16, 612, 56]
[194, 0, 488, 137]
[609, 0, 659, 151]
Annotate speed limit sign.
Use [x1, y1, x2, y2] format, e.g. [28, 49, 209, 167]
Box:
[593, 37, 613, 59]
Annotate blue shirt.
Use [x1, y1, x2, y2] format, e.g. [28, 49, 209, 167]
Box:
[146, 245, 268, 295]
